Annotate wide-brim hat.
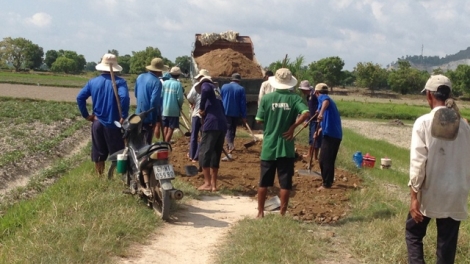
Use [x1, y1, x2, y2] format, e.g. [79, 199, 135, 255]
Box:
[195, 76, 214, 94]
[95, 53, 122, 72]
[146, 58, 169, 72]
[195, 69, 210, 79]
[170, 66, 182, 75]
[269, 68, 297, 89]
[299, 80, 313, 90]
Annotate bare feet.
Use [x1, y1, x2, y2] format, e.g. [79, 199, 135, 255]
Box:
[197, 184, 212, 191]
[256, 212, 264, 218]
[316, 185, 326, 191]
[211, 187, 218, 192]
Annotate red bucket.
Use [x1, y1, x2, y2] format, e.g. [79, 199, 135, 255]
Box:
[362, 153, 376, 168]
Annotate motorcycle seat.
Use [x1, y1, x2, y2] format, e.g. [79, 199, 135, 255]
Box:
[137, 142, 170, 159]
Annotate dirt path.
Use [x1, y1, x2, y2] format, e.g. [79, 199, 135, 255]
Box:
[119, 196, 255, 264]
[0, 83, 137, 105]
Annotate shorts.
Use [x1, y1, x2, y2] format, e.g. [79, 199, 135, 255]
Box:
[91, 120, 124, 162]
[162, 116, 179, 129]
[259, 158, 295, 190]
[309, 121, 322, 148]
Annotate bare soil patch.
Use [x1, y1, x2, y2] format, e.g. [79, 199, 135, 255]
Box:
[170, 135, 362, 224]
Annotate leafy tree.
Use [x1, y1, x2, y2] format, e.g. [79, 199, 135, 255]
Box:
[268, 55, 311, 84]
[308, 56, 345, 91]
[432, 68, 445, 75]
[108, 49, 119, 57]
[447, 65, 470, 97]
[118, 54, 131, 74]
[51, 57, 77, 73]
[354, 62, 388, 93]
[175, 55, 191, 74]
[56, 50, 86, 73]
[84, 61, 97, 72]
[130, 47, 173, 74]
[25, 43, 43, 70]
[388, 60, 428, 94]
[0, 37, 44, 71]
[45, 50, 58, 68]
[341, 70, 356, 87]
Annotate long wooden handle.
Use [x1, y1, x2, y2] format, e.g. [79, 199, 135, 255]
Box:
[180, 110, 191, 131]
[109, 64, 122, 119]
[293, 113, 318, 138]
[244, 121, 256, 140]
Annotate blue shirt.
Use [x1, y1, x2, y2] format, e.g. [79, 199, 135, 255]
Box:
[77, 74, 130, 127]
[308, 91, 319, 119]
[199, 82, 227, 132]
[220, 82, 247, 118]
[162, 78, 184, 117]
[134, 72, 162, 124]
[317, 94, 342, 139]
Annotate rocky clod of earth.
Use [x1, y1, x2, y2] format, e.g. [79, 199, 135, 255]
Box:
[389, 119, 404, 126]
[195, 48, 264, 79]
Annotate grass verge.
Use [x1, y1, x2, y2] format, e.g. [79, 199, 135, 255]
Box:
[215, 125, 470, 263]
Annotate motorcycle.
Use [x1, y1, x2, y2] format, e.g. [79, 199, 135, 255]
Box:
[107, 108, 184, 221]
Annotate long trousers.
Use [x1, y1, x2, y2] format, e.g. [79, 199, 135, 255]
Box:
[318, 135, 341, 187]
[405, 213, 460, 264]
[189, 116, 202, 160]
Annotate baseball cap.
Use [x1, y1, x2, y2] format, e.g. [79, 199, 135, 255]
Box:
[421, 74, 452, 93]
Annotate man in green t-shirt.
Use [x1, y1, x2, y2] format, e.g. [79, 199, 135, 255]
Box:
[255, 68, 310, 218]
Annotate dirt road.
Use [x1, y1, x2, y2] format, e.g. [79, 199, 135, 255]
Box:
[0, 83, 137, 105]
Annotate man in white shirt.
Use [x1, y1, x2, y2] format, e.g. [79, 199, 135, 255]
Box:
[258, 70, 274, 106]
[187, 69, 210, 162]
[406, 74, 470, 264]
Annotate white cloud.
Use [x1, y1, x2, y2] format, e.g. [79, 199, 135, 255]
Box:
[25, 12, 52, 28]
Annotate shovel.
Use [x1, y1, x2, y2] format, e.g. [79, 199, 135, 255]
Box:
[243, 121, 259, 148]
[179, 121, 192, 137]
[264, 196, 281, 211]
[293, 113, 318, 139]
[184, 164, 199, 176]
[298, 122, 322, 177]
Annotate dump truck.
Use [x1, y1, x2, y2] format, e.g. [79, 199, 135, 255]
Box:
[190, 33, 265, 130]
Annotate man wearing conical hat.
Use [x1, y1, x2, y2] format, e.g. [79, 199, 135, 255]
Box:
[255, 68, 309, 218]
[77, 53, 130, 175]
[134, 57, 169, 144]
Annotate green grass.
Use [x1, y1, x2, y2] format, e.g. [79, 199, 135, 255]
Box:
[336, 100, 470, 120]
[0, 161, 161, 263]
[216, 126, 470, 263]
[215, 214, 324, 264]
[0, 71, 140, 89]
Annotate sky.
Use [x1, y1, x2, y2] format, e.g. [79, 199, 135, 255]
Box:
[1, 0, 470, 71]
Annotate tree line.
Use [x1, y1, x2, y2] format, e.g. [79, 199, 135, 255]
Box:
[2, 36, 470, 96]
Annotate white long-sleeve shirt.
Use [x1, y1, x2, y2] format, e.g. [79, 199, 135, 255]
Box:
[258, 80, 274, 106]
[409, 106, 470, 220]
[187, 84, 201, 118]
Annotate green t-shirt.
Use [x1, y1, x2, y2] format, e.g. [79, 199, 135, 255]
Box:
[256, 90, 309, 160]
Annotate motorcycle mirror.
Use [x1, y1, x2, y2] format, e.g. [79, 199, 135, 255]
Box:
[114, 121, 122, 128]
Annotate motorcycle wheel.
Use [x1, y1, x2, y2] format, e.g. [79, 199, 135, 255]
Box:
[149, 172, 171, 221]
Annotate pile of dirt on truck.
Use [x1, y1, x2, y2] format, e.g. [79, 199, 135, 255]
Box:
[194, 48, 264, 79]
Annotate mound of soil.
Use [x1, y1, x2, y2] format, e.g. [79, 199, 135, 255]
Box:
[195, 48, 264, 79]
[169, 135, 362, 224]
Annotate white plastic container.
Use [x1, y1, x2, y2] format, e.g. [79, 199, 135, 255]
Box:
[381, 158, 392, 169]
